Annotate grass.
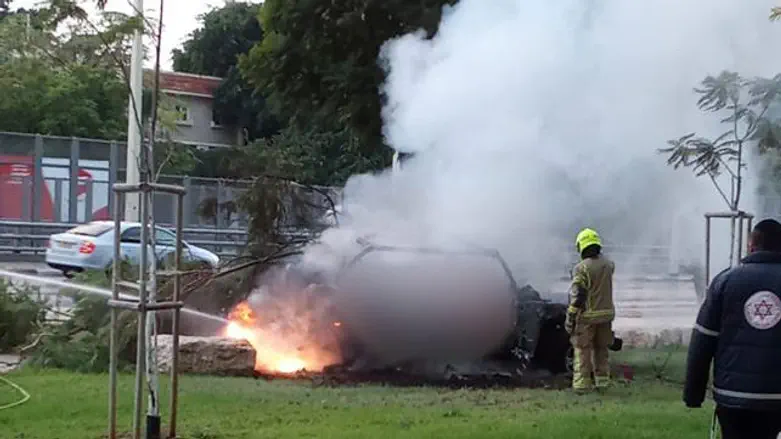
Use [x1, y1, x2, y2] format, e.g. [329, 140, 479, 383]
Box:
[0, 347, 714, 439]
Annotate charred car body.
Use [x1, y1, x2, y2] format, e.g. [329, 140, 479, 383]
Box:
[266, 241, 622, 379]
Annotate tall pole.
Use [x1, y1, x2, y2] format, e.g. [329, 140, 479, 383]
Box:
[125, 0, 144, 222]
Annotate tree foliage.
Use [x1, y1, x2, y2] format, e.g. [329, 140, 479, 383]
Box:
[771, 6, 781, 21]
[0, 7, 136, 139]
[659, 71, 781, 210]
[172, 1, 261, 78]
[172, 1, 278, 142]
[0, 0, 10, 20]
[240, 0, 457, 185]
[0, 280, 47, 352]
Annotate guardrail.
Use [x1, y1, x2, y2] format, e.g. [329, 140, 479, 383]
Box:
[0, 220, 250, 257]
[0, 220, 321, 259]
[0, 220, 685, 277]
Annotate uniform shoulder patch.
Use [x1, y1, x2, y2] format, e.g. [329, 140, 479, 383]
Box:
[744, 291, 781, 330]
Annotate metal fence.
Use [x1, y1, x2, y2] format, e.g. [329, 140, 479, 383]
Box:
[0, 131, 256, 228]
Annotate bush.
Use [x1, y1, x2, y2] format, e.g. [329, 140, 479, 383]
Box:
[23, 259, 249, 372]
[25, 270, 138, 373]
[25, 291, 138, 373]
[22, 256, 256, 372]
[0, 279, 47, 352]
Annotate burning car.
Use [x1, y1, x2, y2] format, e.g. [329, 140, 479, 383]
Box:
[223, 241, 622, 382]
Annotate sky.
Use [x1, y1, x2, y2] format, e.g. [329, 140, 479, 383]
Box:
[15, 0, 259, 69]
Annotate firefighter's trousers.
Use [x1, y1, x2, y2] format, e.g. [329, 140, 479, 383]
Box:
[570, 321, 613, 390]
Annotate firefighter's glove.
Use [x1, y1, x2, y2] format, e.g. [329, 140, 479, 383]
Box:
[565, 311, 577, 334]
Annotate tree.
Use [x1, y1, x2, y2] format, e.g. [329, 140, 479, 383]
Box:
[661, 72, 781, 209]
[659, 71, 781, 261]
[771, 6, 781, 21]
[0, 0, 10, 20]
[0, 12, 131, 139]
[240, 0, 458, 184]
[172, 1, 278, 142]
[172, 1, 261, 78]
[0, 1, 195, 174]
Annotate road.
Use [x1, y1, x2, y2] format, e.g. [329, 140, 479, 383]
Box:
[551, 276, 699, 336]
[1, 261, 76, 316]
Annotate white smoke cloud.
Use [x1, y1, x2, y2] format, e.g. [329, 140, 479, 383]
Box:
[306, 0, 781, 290]
[245, 0, 781, 369]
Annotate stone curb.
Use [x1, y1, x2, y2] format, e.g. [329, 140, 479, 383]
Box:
[3, 267, 61, 277]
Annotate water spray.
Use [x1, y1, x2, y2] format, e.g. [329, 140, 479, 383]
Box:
[0, 268, 227, 324]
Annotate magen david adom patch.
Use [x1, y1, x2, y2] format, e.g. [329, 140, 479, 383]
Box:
[744, 291, 781, 330]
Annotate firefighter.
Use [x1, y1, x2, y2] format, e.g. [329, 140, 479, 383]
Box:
[565, 228, 616, 392]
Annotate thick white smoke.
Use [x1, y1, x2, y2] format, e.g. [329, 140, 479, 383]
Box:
[247, 0, 781, 369]
[302, 0, 781, 289]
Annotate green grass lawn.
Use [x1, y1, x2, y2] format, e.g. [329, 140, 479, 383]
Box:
[0, 348, 715, 439]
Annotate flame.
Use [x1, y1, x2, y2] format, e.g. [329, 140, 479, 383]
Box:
[222, 296, 341, 375]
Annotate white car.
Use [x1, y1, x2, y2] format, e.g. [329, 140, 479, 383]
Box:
[45, 221, 220, 278]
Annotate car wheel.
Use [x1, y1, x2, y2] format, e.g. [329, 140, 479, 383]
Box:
[62, 270, 75, 279]
[533, 315, 572, 374]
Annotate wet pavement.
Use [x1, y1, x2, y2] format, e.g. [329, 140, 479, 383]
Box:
[552, 276, 700, 334]
[0, 354, 20, 373]
[0, 261, 75, 316]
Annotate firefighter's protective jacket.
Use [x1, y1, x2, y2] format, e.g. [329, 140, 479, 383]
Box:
[568, 255, 616, 324]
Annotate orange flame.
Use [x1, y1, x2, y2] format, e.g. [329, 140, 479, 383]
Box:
[222, 297, 341, 374]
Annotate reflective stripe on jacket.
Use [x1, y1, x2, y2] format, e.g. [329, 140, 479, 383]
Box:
[683, 251, 781, 411]
[568, 255, 615, 324]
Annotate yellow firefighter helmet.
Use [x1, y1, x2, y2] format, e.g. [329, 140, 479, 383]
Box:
[576, 228, 602, 253]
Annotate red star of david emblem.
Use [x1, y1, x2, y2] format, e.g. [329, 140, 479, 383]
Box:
[753, 300, 774, 320]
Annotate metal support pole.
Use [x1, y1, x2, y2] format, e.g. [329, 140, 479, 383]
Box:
[705, 216, 711, 287]
[124, 0, 144, 222]
[107, 181, 187, 439]
[169, 193, 184, 438]
[85, 179, 94, 222]
[146, 223, 160, 439]
[108, 192, 122, 439]
[704, 211, 755, 288]
[133, 188, 150, 439]
[182, 177, 191, 228]
[109, 141, 118, 218]
[69, 138, 79, 223]
[32, 135, 43, 222]
[53, 181, 62, 223]
[729, 216, 736, 266]
[737, 217, 744, 261]
[21, 177, 31, 221]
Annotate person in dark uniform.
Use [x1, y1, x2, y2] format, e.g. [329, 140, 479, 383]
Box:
[684, 218, 781, 439]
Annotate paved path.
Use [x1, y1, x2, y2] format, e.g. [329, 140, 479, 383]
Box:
[552, 276, 700, 334]
[0, 354, 20, 373]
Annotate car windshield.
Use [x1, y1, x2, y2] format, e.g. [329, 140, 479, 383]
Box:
[67, 222, 113, 237]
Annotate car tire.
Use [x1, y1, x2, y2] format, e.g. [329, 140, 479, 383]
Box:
[533, 313, 572, 374]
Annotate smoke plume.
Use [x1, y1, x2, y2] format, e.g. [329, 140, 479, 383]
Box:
[250, 0, 781, 368]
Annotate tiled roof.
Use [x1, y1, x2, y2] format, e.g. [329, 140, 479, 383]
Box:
[143, 70, 223, 97]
